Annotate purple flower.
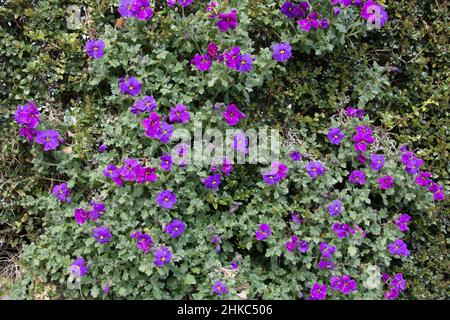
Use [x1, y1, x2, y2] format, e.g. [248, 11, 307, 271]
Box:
[319, 242, 335, 258]
[212, 280, 229, 295]
[291, 213, 303, 224]
[156, 122, 173, 143]
[297, 12, 320, 32]
[191, 53, 212, 72]
[202, 173, 222, 190]
[224, 46, 242, 69]
[98, 144, 108, 152]
[142, 112, 161, 138]
[93, 227, 112, 244]
[119, 76, 141, 96]
[160, 153, 173, 171]
[15, 101, 40, 129]
[131, 231, 153, 254]
[131, 0, 154, 21]
[361, 0, 388, 28]
[395, 214, 411, 232]
[298, 240, 309, 253]
[236, 53, 253, 73]
[102, 285, 110, 294]
[230, 261, 238, 269]
[221, 157, 233, 176]
[217, 10, 238, 32]
[285, 235, 298, 252]
[86, 39, 105, 59]
[70, 257, 89, 277]
[391, 273, 406, 292]
[385, 289, 399, 300]
[153, 246, 172, 267]
[429, 183, 445, 202]
[255, 223, 271, 241]
[178, 0, 193, 7]
[357, 154, 366, 163]
[119, 158, 140, 181]
[222, 104, 246, 126]
[332, 222, 352, 239]
[327, 127, 344, 145]
[381, 273, 391, 283]
[415, 171, 432, 187]
[74, 208, 89, 225]
[103, 164, 123, 186]
[35, 129, 62, 151]
[130, 96, 157, 114]
[318, 260, 335, 270]
[327, 199, 342, 217]
[370, 154, 385, 171]
[280, 2, 295, 19]
[119, 0, 134, 17]
[156, 190, 177, 209]
[305, 161, 325, 179]
[272, 43, 292, 62]
[169, 104, 190, 123]
[377, 175, 394, 189]
[333, 7, 341, 16]
[290, 150, 302, 161]
[349, 170, 366, 185]
[175, 143, 190, 166]
[331, 275, 357, 294]
[52, 183, 71, 203]
[165, 219, 186, 238]
[136, 166, 158, 184]
[387, 239, 410, 257]
[19, 127, 36, 142]
[232, 132, 248, 154]
[405, 158, 424, 175]
[262, 161, 288, 185]
[320, 18, 329, 29]
[309, 283, 327, 300]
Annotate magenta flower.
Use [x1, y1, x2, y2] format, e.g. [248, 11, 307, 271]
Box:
[207, 42, 219, 58]
[136, 166, 158, 184]
[272, 43, 292, 62]
[222, 104, 246, 126]
[309, 283, 327, 300]
[70, 257, 89, 277]
[212, 280, 229, 295]
[262, 161, 288, 185]
[216, 10, 238, 32]
[395, 214, 411, 232]
[169, 104, 190, 123]
[221, 157, 233, 176]
[131, 231, 153, 254]
[153, 246, 172, 267]
[255, 223, 271, 241]
[103, 164, 123, 186]
[297, 12, 320, 32]
[415, 171, 432, 187]
[15, 101, 40, 129]
[119, 158, 140, 181]
[345, 106, 365, 118]
[285, 235, 298, 252]
[385, 289, 399, 300]
[93, 227, 112, 244]
[165, 219, 186, 238]
[391, 273, 406, 292]
[156, 190, 177, 209]
[52, 183, 71, 203]
[349, 170, 366, 185]
[74, 208, 89, 225]
[191, 53, 212, 72]
[85, 39, 105, 59]
[119, 76, 141, 96]
[35, 129, 62, 151]
[320, 242, 335, 258]
[224, 46, 242, 69]
[331, 275, 357, 295]
[377, 175, 394, 189]
[142, 112, 161, 138]
[131, 0, 154, 20]
[361, 0, 388, 28]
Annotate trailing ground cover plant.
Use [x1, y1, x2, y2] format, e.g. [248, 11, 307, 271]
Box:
[2, 0, 448, 300]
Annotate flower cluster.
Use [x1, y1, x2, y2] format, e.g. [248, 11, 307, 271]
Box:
[330, 275, 358, 295]
[192, 44, 254, 73]
[51, 183, 71, 203]
[103, 158, 158, 187]
[14, 101, 63, 151]
[74, 201, 106, 225]
[118, 0, 154, 21]
[383, 273, 406, 300]
[131, 230, 153, 254]
[262, 161, 288, 185]
[285, 236, 309, 254]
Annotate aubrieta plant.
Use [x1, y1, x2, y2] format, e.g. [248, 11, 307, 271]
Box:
[10, 0, 447, 300]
